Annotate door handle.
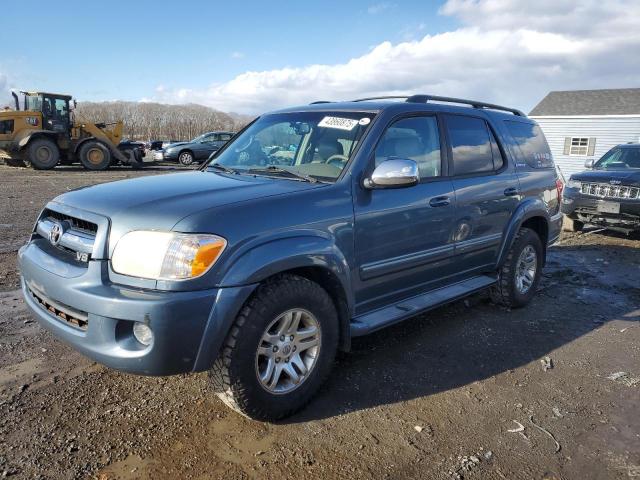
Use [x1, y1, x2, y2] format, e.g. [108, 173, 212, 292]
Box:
[429, 196, 450, 207]
[504, 187, 518, 197]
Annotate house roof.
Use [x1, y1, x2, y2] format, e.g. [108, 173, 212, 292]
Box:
[529, 88, 640, 116]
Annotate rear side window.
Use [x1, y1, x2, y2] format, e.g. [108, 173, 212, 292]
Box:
[504, 121, 553, 169]
[445, 115, 497, 175]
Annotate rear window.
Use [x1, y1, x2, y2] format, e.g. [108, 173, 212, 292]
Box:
[504, 121, 553, 169]
[0, 119, 14, 134]
[445, 115, 496, 175]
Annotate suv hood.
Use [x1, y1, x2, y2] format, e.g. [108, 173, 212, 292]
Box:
[52, 171, 324, 231]
[572, 169, 640, 186]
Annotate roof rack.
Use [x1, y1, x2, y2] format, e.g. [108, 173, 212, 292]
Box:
[406, 94, 525, 116]
[351, 96, 408, 102]
[309, 100, 333, 104]
[349, 94, 525, 116]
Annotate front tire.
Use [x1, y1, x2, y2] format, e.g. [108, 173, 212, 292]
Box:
[26, 138, 59, 170]
[79, 141, 111, 170]
[178, 151, 194, 166]
[490, 227, 543, 308]
[210, 275, 338, 421]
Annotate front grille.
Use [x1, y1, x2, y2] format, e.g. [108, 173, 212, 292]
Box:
[581, 182, 640, 200]
[44, 209, 98, 235]
[28, 286, 88, 330]
[36, 211, 96, 259]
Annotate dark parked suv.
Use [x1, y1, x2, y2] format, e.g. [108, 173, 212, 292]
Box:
[562, 143, 640, 233]
[18, 95, 562, 420]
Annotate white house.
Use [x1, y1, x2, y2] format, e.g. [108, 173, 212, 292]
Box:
[529, 88, 640, 177]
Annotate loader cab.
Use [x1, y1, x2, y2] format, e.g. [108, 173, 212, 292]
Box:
[22, 92, 71, 134]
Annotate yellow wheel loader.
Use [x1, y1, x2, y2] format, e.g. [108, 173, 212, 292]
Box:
[0, 91, 144, 170]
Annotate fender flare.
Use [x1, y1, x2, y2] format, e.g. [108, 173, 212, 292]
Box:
[192, 234, 354, 371]
[16, 129, 58, 150]
[73, 136, 99, 154]
[496, 198, 550, 268]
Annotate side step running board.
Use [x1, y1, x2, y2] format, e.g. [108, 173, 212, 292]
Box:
[350, 275, 497, 337]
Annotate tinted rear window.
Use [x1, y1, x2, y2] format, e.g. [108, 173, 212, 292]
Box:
[504, 121, 553, 169]
[445, 115, 494, 175]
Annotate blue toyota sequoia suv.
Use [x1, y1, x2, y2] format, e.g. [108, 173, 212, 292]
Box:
[19, 95, 562, 420]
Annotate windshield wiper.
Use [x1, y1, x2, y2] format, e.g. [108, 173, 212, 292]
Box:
[247, 165, 320, 183]
[208, 163, 238, 174]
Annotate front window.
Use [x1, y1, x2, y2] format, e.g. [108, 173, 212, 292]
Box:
[595, 148, 640, 169]
[210, 111, 375, 182]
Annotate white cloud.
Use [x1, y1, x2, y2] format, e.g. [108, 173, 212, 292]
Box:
[230, 51, 245, 59]
[367, 2, 395, 15]
[0, 73, 14, 108]
[150, 0, 640, 114]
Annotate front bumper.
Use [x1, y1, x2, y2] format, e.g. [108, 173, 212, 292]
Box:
[18, 242, 255, 375]
[562, 188, 640, 230]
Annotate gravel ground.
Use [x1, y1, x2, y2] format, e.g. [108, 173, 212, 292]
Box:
[0, 164, 639, 479]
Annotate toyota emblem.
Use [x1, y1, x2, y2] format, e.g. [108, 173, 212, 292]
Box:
[49, 222, 64, 246]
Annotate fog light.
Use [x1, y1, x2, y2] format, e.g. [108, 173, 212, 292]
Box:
[133, 323, 153, 346]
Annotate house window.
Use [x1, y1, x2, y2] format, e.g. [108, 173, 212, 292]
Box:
[570, 137, 589, 155]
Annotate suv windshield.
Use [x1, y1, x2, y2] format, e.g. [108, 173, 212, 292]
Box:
[595, 147, 640, 169]
[209, 111, 375, 181]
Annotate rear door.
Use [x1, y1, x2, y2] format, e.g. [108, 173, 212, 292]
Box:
[443, 113, 520, 273]
[353, 114, 458, 313]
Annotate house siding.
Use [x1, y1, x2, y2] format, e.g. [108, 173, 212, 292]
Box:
[530, 116, 640, 177]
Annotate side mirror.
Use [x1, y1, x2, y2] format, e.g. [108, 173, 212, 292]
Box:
[584, 159, 595, 169]
[364, 158, 420, 189]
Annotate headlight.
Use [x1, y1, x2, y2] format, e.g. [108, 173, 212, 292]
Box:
[567, 179, 582, 189]
[112, 231, 226, 280]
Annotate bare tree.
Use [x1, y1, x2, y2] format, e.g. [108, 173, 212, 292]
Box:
[76, 101, 253, 141]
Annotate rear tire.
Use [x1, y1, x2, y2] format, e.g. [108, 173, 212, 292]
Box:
[562, 216, 584, 232]
[26, 138, 59, 170]
[490, 227, 543, 309]
[79, 141, 111, 171]
[210, 274, 338, 421]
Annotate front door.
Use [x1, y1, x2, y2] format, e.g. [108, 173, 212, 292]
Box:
[42, 95, 70, 133]
[353, 114, 458, 314]
[442, 113, 520, 273]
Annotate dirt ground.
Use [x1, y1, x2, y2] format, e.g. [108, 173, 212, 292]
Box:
[0, 164, 638, 479]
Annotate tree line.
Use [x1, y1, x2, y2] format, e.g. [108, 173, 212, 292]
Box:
[75, 101, 253, 142]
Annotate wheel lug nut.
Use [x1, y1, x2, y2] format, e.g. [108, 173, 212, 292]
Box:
[272, 346, 278, 352]
[285, 358, 289, 363]
[275, 357, 280, 363]
[293, 346, 297, 352]
[290, 335, 294, 341]
[280, 335, 285, 341]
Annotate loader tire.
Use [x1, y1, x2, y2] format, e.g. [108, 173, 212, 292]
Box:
[79, 141, 111, 171]
[27, 138, 59, 170]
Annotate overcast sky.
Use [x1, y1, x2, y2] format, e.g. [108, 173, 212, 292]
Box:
[1, 0, 639, 114]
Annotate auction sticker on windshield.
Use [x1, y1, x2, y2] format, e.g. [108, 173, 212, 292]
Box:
[318, 116, 359, 131]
